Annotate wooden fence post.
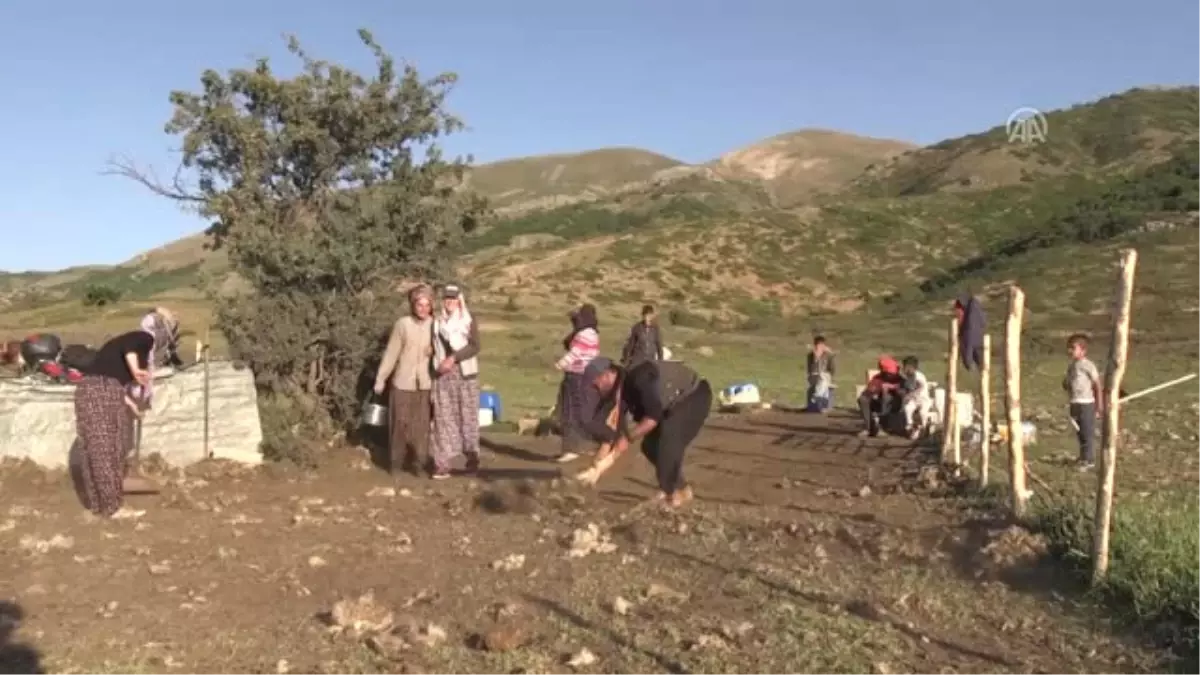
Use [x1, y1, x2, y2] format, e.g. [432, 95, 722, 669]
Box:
[1004, 286, 1028, 518]
[941, 316, 959, 465]
[980, 334, 992, 487]
[203, 327, 211, 460]
[1092, 249, 1138, 584]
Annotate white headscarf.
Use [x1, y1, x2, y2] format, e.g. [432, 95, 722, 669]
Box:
[437, 287, 473, 350]
[433, 285, 478, 377]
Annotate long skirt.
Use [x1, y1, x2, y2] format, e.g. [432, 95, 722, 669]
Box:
[431, 369, 480, 471]
[388, 389, 432, 475]
[556, 372, 591, 453]
[74, 375, 130, 516]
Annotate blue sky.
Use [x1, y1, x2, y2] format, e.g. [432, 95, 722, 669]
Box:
[0, 0, 1196, 272]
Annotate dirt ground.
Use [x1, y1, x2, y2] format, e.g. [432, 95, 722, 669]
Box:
[0, 409, 1168, 674]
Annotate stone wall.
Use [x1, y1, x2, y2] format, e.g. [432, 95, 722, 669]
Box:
[0, 361, 263, 468]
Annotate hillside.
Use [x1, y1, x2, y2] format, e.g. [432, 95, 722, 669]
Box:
[711, 129, 915, 205]
[1, 85, 1197, 342]
[464, 147, 685, 212]
[853, 86, 1199, 197]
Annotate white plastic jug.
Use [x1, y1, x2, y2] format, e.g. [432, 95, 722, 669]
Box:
[720, 383, 761, 406]
[478, 407, 495, 428]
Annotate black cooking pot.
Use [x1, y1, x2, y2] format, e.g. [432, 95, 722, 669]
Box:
[19, 333, 62, 365]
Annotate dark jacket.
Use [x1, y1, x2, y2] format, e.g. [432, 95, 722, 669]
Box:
[956, 293, 986, 371]
[621, 320, 663, 367]
[585, 361, 701, 444]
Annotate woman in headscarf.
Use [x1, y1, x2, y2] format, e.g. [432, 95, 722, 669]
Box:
[75, 329, 155, 517]
[553, 303, 600, 463]
[139, 307, 182, 370]
[373, 285, 436, 476]
[430, 283, 482, 479]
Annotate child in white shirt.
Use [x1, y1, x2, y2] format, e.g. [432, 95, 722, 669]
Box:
[901, 356, 933, 439]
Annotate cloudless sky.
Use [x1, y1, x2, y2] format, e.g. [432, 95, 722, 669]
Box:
[0, 0, 1196, 271]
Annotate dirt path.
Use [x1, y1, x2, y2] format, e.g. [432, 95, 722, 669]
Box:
[0, 409, 1159, 673]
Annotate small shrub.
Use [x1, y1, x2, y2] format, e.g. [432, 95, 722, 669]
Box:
[667, 308, 710, 328]
[82, 284, 122, 307]
[257, 390, 327, 468]
[502, 295, 520, 313]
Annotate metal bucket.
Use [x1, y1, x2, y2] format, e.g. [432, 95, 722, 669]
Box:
[361, 396, 388, 428]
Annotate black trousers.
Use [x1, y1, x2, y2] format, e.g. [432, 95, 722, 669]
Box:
[641, 380, 712, 494]
[858, 389, 900, 433]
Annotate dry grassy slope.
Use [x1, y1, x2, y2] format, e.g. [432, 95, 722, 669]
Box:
[709, 129, 915, 206]
[463, 147, 685, 210]
[853, 87, 1200, 197]
[461, 202, 1199, 330]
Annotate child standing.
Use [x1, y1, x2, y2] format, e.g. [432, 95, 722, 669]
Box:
[1063, 334, 1102, 470]
[900, 356, 933, 440]
[806, 336, 837, 413]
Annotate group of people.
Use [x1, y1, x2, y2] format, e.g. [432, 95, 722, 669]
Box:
[371, 284, 481, 480]
[68, 286, 1104, 520]
[372, 291, 707, 508]
[804, 335, 934, 439]
[72, 307, 181, 518]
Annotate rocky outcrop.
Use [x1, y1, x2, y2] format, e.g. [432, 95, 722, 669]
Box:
[0, 361, 263, 468]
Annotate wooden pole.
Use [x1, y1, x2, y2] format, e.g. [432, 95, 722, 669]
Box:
[980, 334, 992, 487]
[1004, 286, 1028, 518]
[941, 316, 960, 465]
[1092, 249, 1138, 584]
[203, 327, 211, 460]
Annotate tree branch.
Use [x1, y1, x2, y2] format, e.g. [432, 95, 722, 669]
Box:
[102, 154, 206, 204]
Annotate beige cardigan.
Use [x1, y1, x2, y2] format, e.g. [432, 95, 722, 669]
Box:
[374, 315, 434, 392]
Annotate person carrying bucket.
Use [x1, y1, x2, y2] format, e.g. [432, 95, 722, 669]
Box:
[373, 285, 436, 477]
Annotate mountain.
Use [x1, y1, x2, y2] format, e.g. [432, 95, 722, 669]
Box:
[710, 129, 915, 205]
[1, 86, 1197, 342]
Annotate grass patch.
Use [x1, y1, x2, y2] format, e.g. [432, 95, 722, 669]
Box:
[1031, 493, 1199, 665]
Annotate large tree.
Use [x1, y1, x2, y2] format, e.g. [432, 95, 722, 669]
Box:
[112, 30, 485, 444]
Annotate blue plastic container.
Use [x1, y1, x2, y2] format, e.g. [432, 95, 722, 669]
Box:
[479, 391, 502, 422]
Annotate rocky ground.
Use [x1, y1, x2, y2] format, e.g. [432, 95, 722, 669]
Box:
[0, 409, 1171, 674]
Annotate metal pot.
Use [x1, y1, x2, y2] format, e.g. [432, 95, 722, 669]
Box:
[361, 397, 388, 428]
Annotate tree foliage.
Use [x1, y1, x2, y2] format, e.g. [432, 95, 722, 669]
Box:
[115, 30, 486, 433]
[82, 283, 122, 307]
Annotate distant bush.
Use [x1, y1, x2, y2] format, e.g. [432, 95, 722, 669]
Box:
[667, 308, 710, 328]
[82, 283, 122, 307]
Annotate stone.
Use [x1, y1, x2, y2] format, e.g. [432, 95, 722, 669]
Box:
[0, 361, 263, 468]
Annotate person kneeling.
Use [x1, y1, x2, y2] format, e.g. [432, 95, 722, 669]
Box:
[857, 356, 905, 438]
[582, 357, 712, 508]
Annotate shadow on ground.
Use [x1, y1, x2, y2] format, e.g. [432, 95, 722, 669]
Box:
[0, 602, 42, 675]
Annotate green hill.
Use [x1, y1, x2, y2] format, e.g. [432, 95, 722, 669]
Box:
[853, 86, 1199, 198]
